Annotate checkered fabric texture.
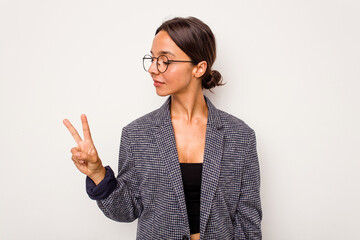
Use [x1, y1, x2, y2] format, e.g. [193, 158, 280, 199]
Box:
[96, 95, 262, 240]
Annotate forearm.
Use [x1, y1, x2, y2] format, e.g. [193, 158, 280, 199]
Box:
[86, 166, 142, 222]
[96, 178, 142, 222]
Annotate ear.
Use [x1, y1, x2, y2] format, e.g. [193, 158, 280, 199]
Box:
[193, 61, 207, 78]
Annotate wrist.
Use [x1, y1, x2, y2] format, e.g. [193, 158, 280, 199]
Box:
[89, 166, 106, 185]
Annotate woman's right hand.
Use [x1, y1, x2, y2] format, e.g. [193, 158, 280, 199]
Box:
[63, 114, 106, 185]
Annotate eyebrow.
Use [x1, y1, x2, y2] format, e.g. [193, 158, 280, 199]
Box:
[150, 50, 176, 57]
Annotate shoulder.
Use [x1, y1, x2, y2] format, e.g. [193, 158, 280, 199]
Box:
[216, 108, 255, 136]
[122, 108, 160, 134]
[205, 95, 255, 136]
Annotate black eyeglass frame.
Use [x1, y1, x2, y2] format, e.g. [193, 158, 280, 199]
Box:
[143, 54, 196, 73]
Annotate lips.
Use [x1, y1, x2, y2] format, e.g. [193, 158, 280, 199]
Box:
[153, 79, 164, 84]
[153, 80, 165, 87]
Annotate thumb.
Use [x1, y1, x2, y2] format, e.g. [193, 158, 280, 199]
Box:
[75, 151, 87, 160]
[76, 151, 97, 163]
[75, 152, 87, 164]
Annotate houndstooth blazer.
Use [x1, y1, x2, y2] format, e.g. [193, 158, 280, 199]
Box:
[96, 95, 262, 240]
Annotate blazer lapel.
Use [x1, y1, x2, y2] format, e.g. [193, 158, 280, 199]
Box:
[200, 96, 224, 238]
[153, 96, 189, 228]
[153, 95, 224, 237]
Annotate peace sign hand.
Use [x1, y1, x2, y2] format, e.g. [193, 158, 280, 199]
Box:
[63, 114, 106, 185]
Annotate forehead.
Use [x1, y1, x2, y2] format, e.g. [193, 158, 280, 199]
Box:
[151, 30, 185, 57]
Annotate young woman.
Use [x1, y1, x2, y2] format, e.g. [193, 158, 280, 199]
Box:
[63, 17, 262, 240]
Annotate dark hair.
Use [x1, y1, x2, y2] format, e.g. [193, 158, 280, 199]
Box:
[156, 17, 224, 90]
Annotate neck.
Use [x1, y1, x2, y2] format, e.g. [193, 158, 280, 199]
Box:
[170, 91, 208, 124]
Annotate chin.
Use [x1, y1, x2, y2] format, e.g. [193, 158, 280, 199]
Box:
[155, 89, 171, 97]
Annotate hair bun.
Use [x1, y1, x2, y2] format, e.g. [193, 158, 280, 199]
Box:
[203, 70, 224, 90]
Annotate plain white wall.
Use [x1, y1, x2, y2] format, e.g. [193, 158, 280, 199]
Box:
[1, 0, 359, 239]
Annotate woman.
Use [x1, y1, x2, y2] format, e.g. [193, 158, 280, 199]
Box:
[63, 17, 262, 240]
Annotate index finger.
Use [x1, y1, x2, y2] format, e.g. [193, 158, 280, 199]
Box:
[63, 118, 82, 144]
[81, 114, 92, 141]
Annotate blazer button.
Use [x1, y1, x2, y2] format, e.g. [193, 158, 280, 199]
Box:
[182, 236, 189, 240]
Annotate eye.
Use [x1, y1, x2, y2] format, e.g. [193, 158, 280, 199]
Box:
[158, 55, 169, 64]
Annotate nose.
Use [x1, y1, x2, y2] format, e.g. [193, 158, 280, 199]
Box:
[148, 59, 159, 75]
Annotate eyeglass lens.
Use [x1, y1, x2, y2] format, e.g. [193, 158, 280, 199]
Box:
[143, 55, 169, 73]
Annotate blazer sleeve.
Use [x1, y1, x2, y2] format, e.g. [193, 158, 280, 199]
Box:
[234, 130, 262, 239]
[95, 127, 143, 222]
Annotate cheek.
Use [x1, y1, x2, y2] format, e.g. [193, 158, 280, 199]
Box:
[163, 69, 180, 83]
[163, 66, 193, 84]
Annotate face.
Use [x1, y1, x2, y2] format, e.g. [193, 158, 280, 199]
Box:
[148, 30, 197, 97]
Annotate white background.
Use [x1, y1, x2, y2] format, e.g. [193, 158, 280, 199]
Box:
[1, 0, 359, 239]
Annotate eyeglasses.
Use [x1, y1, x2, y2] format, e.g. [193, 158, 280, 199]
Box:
[143, 54, 196, 73]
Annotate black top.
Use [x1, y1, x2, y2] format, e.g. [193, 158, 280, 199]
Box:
[180, 163, 203, 234]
